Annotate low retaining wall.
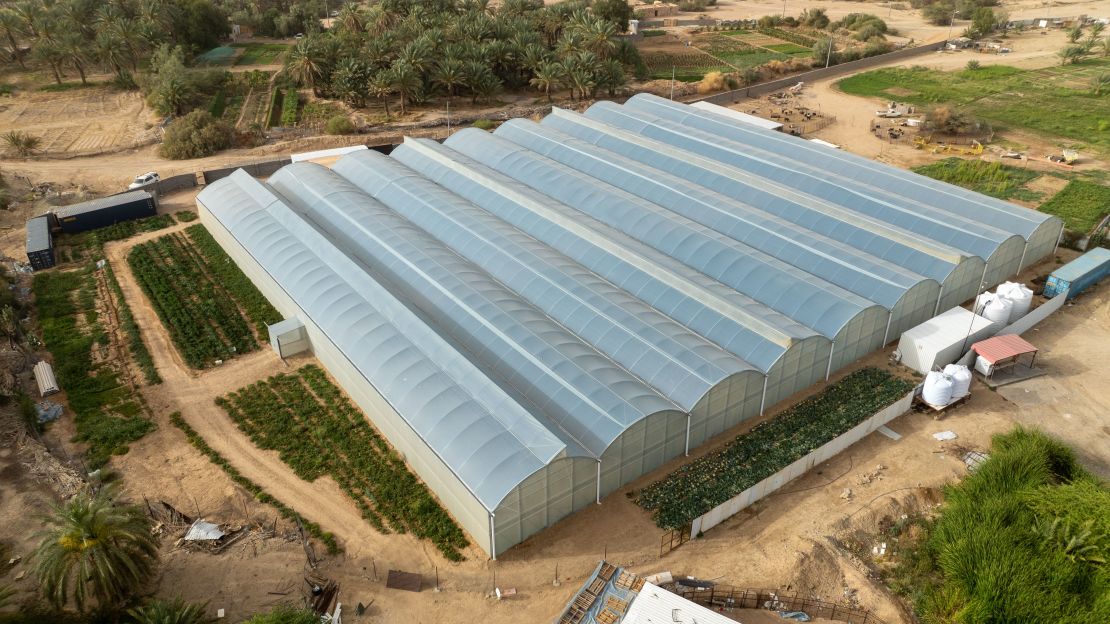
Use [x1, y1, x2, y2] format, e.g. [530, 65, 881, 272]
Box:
[203, 158, 292, 184]
[997, 292, 1068, 337]
[688, 390, 914, 538]
[692, 41, 947, 105]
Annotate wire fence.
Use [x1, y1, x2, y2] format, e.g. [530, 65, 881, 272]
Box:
[670, 586, 887, 624]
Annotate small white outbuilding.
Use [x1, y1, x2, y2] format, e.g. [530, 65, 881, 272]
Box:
[33, 361, 59, 397]
[896, 307, 1002, 374]
[267, 318, 311, 359]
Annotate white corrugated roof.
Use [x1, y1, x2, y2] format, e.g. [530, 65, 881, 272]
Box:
[622, 582, 737, 624]
[690, 101, 783, 131]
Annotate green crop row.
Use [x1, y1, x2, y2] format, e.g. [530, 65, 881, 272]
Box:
[185, 225, 282, 338]
[217, 365, 469, 561]
[913, 157, 1041, 201]
[1037, 180, 1110, 233]
[169, 412, 340, 555]
[128, 232, 258, 368]
[637, 367, 914, 529]
[281, 88, 299, 127]
[758, 27, 816, 47]
[103, 264, 161, 385]
[33, 267, 155, 468]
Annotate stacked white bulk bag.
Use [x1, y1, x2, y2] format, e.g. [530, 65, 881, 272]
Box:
[996, 281, 1033, 322]
[943, 364, 972, 399]
[974, 355, 994, 376]
[980, 295, 1012, 325]
[974, 292, 995, 315]
[922, 371, 955, 406]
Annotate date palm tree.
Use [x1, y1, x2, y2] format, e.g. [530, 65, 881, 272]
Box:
[337, 4, 365, 35]
[529, 61, 561, 102]
[129, 597, 213, 624]
[389, 60, 421, 115]
[433, 58, 465, 101]
[34, 488, 159, 611]
[283, 38, 324, 96]
[0, 8, 26, 69]
[369, 71, 394, 118]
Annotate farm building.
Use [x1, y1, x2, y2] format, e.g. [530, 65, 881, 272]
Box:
[53, 190, 157, 234]
[25, 215, 55, 271]
[196, 97, 1058, 558]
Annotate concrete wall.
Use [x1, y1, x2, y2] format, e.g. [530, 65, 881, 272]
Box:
[203, 158, 292, 184]
[997, 292, 1068, 336]
[692, 41, 948, 106]
[688, 390, 914, 537]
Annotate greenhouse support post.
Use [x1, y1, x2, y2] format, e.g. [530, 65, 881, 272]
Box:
[758, 376, 769, 416]
[825, 344, 835, 381]
[933, 284, 944, 316]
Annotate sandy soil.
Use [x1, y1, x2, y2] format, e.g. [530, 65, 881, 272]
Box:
[0, 85, 160, 158]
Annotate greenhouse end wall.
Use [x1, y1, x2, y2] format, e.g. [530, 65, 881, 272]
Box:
[197, 200, 496, 557]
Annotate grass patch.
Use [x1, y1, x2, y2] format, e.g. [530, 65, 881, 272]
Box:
[33, 268, 155, 468]
[38, 81, 104, 92]
[718, 29, 751, 36]
[637, 368, 914, 529]
[231, 43, 288, 66]
[765, 43, 812, 54]
[912, 157, 1041, 201]
[877, 428, 1108, 623]
[169, 412, 340, 555]
[1037, 180, 1110, 233]
[217, 365, 468, 560]
[642, 29, 666, 37]
[838, 61, 1110, 155]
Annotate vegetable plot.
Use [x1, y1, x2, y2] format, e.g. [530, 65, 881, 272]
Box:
[217, 365, 469, 561]
[128, 227, 274, 368]
[637, 368, 914, 529]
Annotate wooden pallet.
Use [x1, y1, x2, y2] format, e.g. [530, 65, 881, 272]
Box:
[596, 608, 619, 624]
[598, 562, 617, 581]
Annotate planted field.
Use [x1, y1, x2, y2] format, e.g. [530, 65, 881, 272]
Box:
[195, 46, 237, 67]
[636, 368, 914, 529]
[757, 27, 816, 47]
[913, 157, 1041, 201]
[217, 365, 469, 560]
[838, 61, 1110, 155]
[127, 225, 280, 368]
[642, 51, 731, 81]
[1037, 180, 1110, 233]
[232, 43, 288, 66]
[765, 43, 811, 54]
[34, 268, 155, 468]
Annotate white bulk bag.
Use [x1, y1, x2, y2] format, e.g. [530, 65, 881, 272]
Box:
[973, 292, 995, 315]
[997, 282, 1033, 322]
[975, 355, 994, 376]
[943, 364, 972, 399]
[922, 371, 955, 406]
[981, 296, 1013, 324]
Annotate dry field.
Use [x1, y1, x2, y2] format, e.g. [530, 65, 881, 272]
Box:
[0, 86, 161, 157]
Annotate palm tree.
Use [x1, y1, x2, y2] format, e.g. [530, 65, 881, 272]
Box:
[529, 61, 561, 102]
[1102, 35, 1110, 57]
[96, 29, 133, 82]
[578, 19, 617, 58]
[59, 33, 89, 85]
[337, 4, 365, 34]
[389, 60, 421, 115]
[0, 8, 26, 69]
[31, 37, 65, 84]
[472, 71, 502, 104]
[369, 71, 394, 118]
[433, 58, 466, 101]
[129, 597, 213, 624]
[34, 488, 159, 611]
[1066, 25, 1083, 43]
[284, 39, 324, 96]
[1091, 72, 1110, 96]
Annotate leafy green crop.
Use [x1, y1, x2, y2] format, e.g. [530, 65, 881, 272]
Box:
[913, 157, 1041, 201]
[1037, 180, 1110, 233]
[637, 368, 913, 529]
[217, 365, 468, 560]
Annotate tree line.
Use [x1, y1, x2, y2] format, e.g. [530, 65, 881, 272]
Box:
[279, 0, 644, 115]
[0, 0, 229, 87]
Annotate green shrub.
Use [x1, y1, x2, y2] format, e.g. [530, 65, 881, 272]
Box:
[637, 368, 914, 529]
[175, 210, 198, 222]
[1037, 180, 1110, 233]
[208, 90, 226, 117]
[281, 88, 299, 126]
[159, 110, 232, 159]
[323, 114, 354, 135]
[913, 157, 1039, 200]
[471, 118, 496, 130]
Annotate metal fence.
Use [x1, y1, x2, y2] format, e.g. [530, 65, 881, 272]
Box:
[672, 586, 886, 624]
[659, 523, 692, 557]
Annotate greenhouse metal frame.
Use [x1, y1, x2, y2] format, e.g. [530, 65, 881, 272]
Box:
[195, 99, 1059, 558]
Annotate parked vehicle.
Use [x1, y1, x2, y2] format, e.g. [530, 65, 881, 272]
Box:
[128, 171, 160, 190]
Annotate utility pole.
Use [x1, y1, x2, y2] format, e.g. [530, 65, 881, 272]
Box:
[825, 38, 834, 68]
[669, 66, 675, 100]
[948, 10, 960, 44]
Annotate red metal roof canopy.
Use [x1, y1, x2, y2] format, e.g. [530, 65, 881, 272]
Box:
[971, 334, 1038, 365]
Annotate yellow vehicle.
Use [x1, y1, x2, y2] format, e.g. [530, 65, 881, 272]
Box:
[913, 136, 984, 155]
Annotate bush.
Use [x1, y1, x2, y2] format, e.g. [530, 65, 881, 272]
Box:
[323, 115, 354, 135]
[175, 210, 198, 222]
[159, 110, 232, 159]
[3, 131, 41, 157]
[471, 118, 496, 130]
[281, 88, 299, 126]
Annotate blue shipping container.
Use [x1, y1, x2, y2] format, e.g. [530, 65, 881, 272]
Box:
[1043, 247, 1110, 299]
[53, 190, 157, 234]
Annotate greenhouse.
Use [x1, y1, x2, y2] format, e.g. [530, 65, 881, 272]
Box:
[196, 99, 1057, 558]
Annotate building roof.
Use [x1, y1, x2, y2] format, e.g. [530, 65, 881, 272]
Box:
[54, 190, 153, 219]
[1051, 247, 1110, 282]
[622, 582, 739, 624]
[689, 101, 784, 131]
[971, 334, 1038, 365]
[26, 215, 52, 252]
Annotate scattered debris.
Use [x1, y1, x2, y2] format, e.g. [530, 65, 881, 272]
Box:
[840, 488, 853, 500]
[306, 574, 340, 615]
[385, 569, 422, 592]
[932, 431, 958, 441]
[34, 401, 62, 424]
[184, 519, 227, 542]
[962, 451, 989, 471]
[777, 610, 812, 621]
[856, 465, 886, 485]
